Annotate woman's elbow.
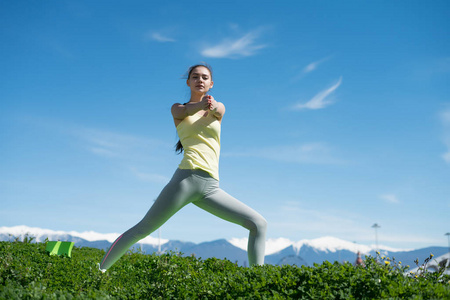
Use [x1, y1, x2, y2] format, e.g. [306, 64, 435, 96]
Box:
[171, 103, 187, 119]
[214, 103, 225, 118]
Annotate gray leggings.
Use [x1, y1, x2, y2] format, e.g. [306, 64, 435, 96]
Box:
[100, 168, 267, 269]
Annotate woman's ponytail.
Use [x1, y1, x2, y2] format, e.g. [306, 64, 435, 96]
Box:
[175, 139, 183, 154]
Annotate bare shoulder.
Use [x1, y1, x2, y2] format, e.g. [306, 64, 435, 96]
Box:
[171, 103, 185, 119]
[171, 102, 184, 111]
[214, 101, 226, 121]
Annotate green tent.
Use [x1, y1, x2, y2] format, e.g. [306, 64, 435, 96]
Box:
[45, 241, 74, 258]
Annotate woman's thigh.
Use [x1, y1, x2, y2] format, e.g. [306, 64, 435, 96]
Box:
[136, 169, 203, 231]
[193, 188, 265, 232]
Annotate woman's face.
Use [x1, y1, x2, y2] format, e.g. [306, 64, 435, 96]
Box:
[187, 66, 213, 94]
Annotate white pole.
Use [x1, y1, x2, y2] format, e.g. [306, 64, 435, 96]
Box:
[445, 232, 450, 260]
[372, 223, 380, 254]
[158, 227, 161, 254]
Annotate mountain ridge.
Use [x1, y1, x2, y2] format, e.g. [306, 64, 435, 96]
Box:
[1, 225, 447, 269]
[0, 225, 408, 255]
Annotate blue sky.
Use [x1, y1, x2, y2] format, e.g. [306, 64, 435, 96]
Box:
[1, 0, 449, 250]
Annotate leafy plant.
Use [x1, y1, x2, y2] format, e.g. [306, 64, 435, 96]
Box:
[409, 253, 449, 283]
[1, 241, 449, 299]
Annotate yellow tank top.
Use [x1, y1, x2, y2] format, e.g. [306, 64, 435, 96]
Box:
[176, 113, 221, 180]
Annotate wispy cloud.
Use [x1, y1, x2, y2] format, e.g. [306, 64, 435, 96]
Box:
[380, 194, 400, 204]
[15, 116, 172, 183]
[443, 148, 450, 163]
[145, 31, 176, 43]
[440, 107, 450, 163]
[128, 167, 170, 184]
[16, 116, 165, 160]
[412, 56, 450, 80]
[441, 109, 450, 123]
[267, 201, 440, 248]
[268, 201, 370, 242]
[224, 142, 344, 165]
[71, 127, 172, 183]
[201, 30, 266, 59]
[37, 38, 75, 59]
[292, 77, 343, 110]
[303, 56, 332, 74]
[72, 127, 166, 161]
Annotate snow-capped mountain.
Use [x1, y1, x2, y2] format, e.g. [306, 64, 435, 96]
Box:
[2, 225, 383, 255]
[0, 225, 168, 246]
[1, 225, 447, 269]
[229, 236, 377, 256]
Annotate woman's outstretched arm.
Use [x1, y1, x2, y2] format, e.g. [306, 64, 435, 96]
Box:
[171, 95, 224, 121]
[171, 100, 208, 120]
[207, 95, 225, 121]
[211, 101, 225, 120]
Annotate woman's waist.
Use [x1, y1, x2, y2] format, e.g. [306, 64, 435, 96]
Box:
[178, 156, 219, 181]
[175, 167, 219, 182]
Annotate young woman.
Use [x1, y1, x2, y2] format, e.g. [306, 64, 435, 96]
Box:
[99, 64, 267, 271]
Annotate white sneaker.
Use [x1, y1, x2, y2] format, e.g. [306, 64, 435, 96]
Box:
[97, 263, 107, 273]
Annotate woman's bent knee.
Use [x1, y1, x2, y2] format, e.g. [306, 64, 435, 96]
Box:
[245, 215, 267, 235]
[257, 216, 268, 234]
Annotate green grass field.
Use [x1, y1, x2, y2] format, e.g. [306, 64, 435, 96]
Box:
[1, 240, 449, 299]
